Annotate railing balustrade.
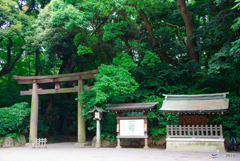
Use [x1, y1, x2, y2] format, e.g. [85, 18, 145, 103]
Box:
[32, 138, 47, 148]
[166, 125, 223, 138]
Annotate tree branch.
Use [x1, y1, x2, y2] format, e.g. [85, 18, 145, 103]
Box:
[91, 9, 117, 37]
[132, 4, 178, 66]
[6, 47, 24, 74]
[158, 22, 187, 48]
[0, 38, 25, 77]
[127, 46, 140, 55]
[139, 36, 152, 43]
[123, 34, 137, 40]
[97, 37, 112, 60]
[0, 38, 13, 77]
[117, 35, 134, 58]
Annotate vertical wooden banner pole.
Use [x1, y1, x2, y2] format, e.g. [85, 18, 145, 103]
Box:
[144, 111, 149, 149]
[29, 81, 39, 144]
[75, 79, 89, 147]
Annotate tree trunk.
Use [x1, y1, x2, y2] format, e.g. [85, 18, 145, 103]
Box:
[56, 114, 65, 133]
[177, 0, 199, 66]
[43, 95, 54, 137]
[44, 95, 54, 125]
[28, 55, 31, 76]
[35, 49, 40, 76]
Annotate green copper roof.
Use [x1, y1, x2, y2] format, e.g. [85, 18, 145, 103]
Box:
[160, 93, 229, 113]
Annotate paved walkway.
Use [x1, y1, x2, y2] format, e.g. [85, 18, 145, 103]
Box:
[0, 143, 239, 161]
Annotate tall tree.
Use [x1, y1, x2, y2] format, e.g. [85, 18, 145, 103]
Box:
[0, 0, 33, 77]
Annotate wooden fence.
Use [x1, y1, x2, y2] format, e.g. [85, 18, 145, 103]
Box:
[166, 125, 223, 138]
[32, 138, 47, 148]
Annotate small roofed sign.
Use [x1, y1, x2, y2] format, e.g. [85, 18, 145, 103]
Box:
[120, 119, 144, 136]
[95, 112, 100, 119]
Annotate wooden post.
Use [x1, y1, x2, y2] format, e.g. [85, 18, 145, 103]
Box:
[29, 82, 39, 143]
[210, 125, 213, 136]
[143, 111, 149, 148]
[206, 125, 208, 136]
[116, 112, 122, 148]
[196, 125, 199, 136]
[171, 125, 173, 136]
[116, 138, 121, 148]
[215, 125, 218, 136]
[175, 125, 178, 135]
[144, 138, 148, 149]
[220, 125, 223, 137]
[179, 125, 182, 136]
[75, 79, 89, 147]
[96, 120, 101, 148]
[166, 125, 169, 137]
[192, 125, 195, 136]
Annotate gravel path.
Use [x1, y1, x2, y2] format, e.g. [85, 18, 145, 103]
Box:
[0, 143, 239, 161]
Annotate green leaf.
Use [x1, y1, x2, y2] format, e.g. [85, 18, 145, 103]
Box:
[77, 45, 93, 55]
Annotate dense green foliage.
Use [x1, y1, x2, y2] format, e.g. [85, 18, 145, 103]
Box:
[0, 102, 30, 136]
[0, 0, 240, 142]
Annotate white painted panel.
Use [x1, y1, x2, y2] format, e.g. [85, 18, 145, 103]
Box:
[120, 119, 144, 136]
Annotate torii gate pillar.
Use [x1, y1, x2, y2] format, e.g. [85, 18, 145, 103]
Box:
[75, 79, 89, 147]
[29, 82, 39, 143]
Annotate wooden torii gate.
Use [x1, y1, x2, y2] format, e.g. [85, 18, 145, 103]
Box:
[13, 69, 99, 146]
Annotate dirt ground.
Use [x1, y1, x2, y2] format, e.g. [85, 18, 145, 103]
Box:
[0, 142, 239, 161]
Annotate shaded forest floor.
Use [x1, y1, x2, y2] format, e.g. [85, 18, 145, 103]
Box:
[47, 135, 77, 143]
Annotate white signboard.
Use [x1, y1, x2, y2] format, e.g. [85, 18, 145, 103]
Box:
[120, 119, 144, 136]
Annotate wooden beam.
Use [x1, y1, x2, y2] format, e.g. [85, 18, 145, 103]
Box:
[14, 69, 99, 84]
[20, 85, 93, 95]
[116, 116, 147, 120]
[20, 87, 78, 95]
[81, 74, 96, 80]
[38, 88, 78, 95]
[17, 76, 82, 84]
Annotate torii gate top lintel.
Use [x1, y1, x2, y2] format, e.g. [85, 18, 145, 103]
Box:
[13, 69, 99, 96]
[13, 69, 99, 84]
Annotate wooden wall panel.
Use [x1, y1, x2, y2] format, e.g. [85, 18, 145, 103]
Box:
[180, 115, 208, 126]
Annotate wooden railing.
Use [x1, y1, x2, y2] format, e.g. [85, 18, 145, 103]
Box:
[166, 125, 223, 138]
[32, 138, 47, 148]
